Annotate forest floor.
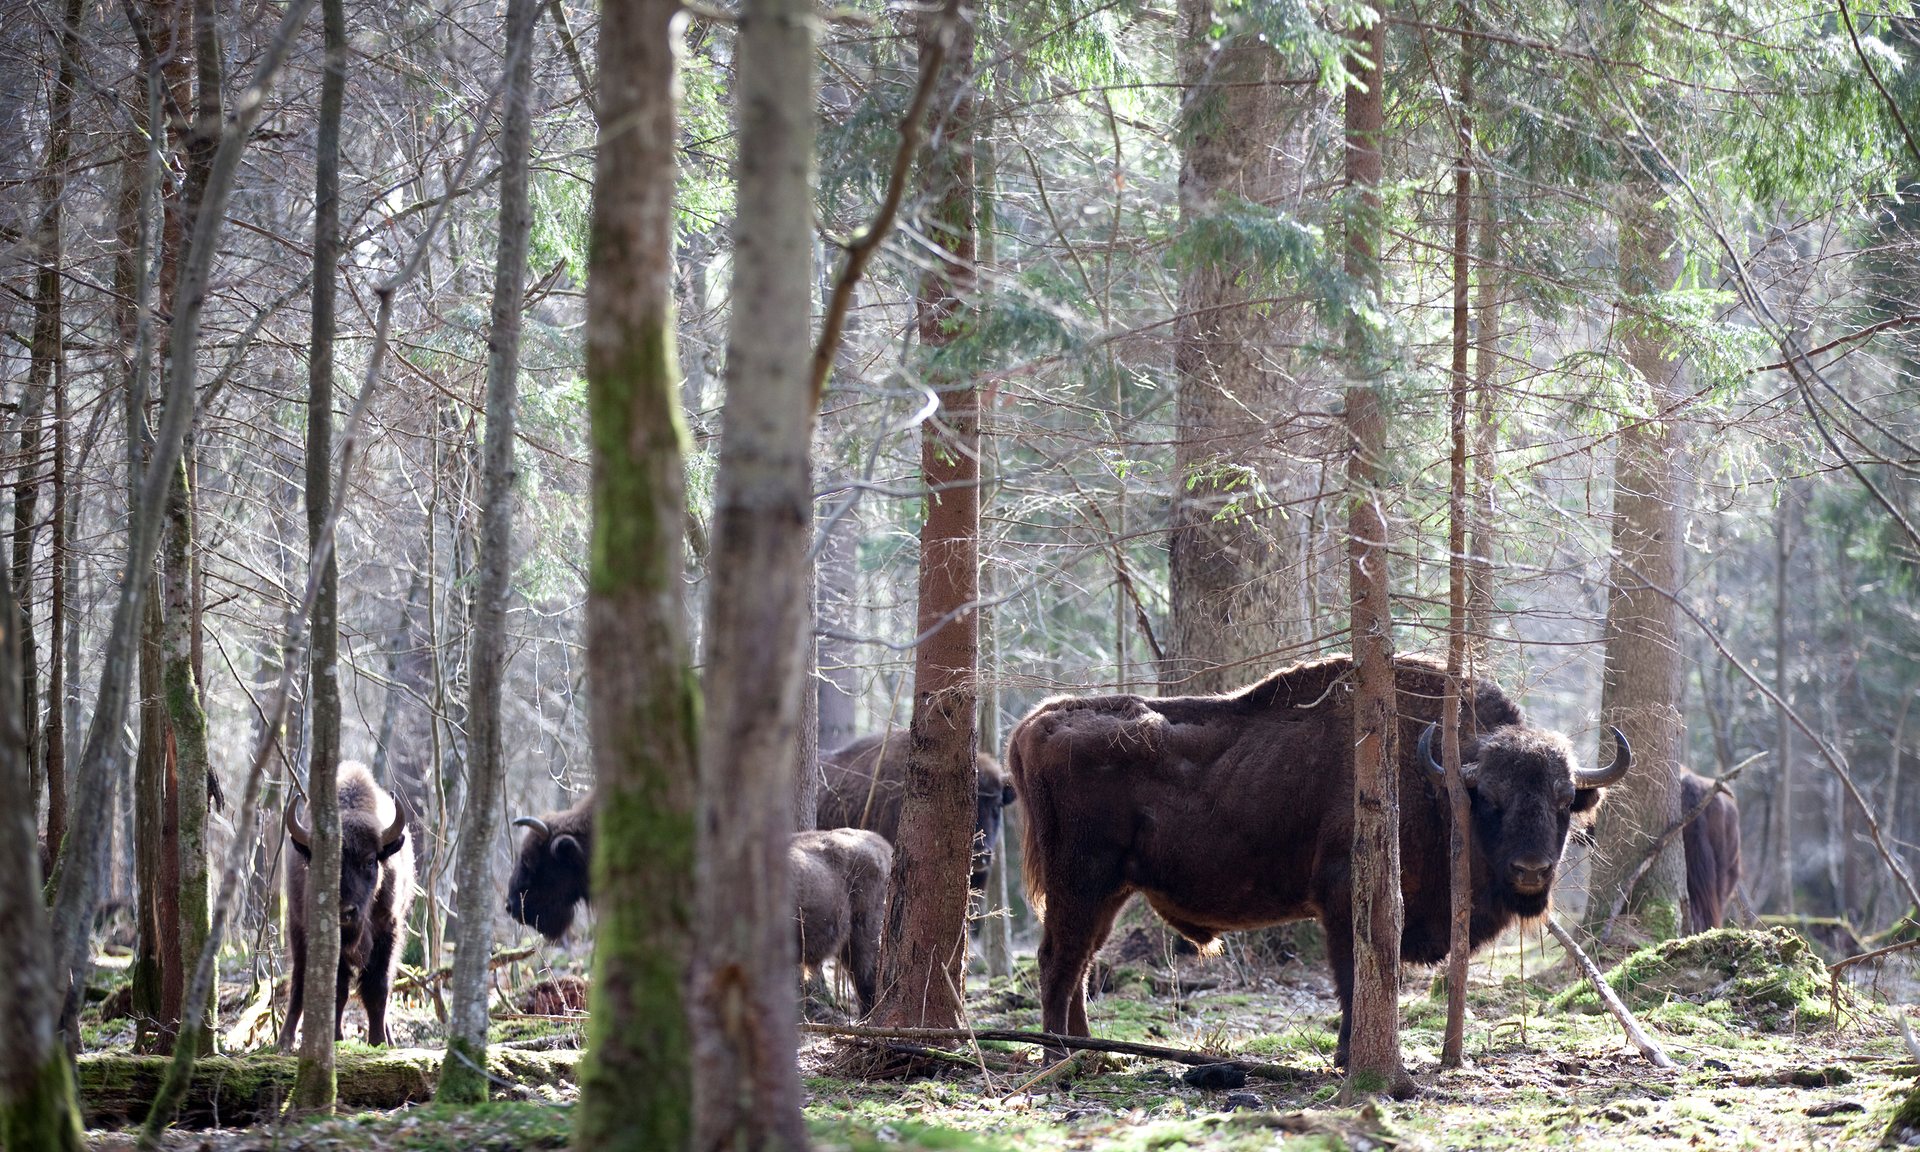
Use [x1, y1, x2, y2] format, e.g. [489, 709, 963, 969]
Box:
[82, 924, 1919, 1150]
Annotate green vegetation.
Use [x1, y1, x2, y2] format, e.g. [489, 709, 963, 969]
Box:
[1548, 928, 1850, 1029]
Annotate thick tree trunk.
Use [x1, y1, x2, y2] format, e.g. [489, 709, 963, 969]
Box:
[1581, 185, 1688, 940]
[1164, 0, 1299, 694]
[870, 0, 980, 1035]
[292, 0, 347, 1111]
[689, 0, 817, 1136]
[571, 0, 700, 1146]
[1341, 6, 1411, 1099]
[164, 456, 215, 1056]
[440, 0, 538, 1103]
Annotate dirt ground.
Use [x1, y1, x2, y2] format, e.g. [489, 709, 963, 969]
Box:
[84, 925, 1919, 1150]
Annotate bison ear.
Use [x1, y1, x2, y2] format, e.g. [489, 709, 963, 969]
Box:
[1001, 783, 1017, 807]
[1571, 787, 1605, 815]
[552, 834, 586, 867]
[377, 828, 409, 861]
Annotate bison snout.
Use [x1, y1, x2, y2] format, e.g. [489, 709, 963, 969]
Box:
[1508, 854, 1554, 894]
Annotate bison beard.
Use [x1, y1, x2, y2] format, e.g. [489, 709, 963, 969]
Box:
[791, 828, 892, 1015]
[1008, 654, 1628, 1066]
[818, 733, 1015, 893]
[1680, 771, 1741, 931]
[281, 763, 415, 1048]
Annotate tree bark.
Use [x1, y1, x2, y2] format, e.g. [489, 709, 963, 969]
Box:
[440, 0, 538, 1104]
[1581, 183, 1689, 941]
[869, 0, 980, 1036]
[292, 0, 348, 1112]
[1771, 479, 1799, 912]
[689, 0, 818, 1135]
[571, 0, 700, 1145]
[1465, 186, 1500, 663]
[1164, 0, 1300, 694]
[1341, 5, 1411, 1099]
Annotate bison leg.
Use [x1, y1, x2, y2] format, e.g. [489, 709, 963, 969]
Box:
[360, 930, 399, 1046]
[279, 928, 307, 1051]
[1321, 905, 1355, 1069]
[334, 958, 355, 1040]
[1036, 887, 1129, 1041]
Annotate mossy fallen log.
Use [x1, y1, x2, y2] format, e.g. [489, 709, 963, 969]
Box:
[78, 1046, 579, 1128]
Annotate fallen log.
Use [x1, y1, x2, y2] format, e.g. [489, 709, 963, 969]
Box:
[78, 1046, 579, 1128]
[1546, 916, 1673, 1069]
[799, 1022, 1309, 1082]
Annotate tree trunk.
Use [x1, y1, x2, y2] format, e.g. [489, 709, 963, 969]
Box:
[164, 454, 215, 1056]
[1466, 186, 1500, 664]
[689, 0, 817, 1135]
[1165, 0, 1299, 694]
[0, 554, 83, 1148]
[440, 0, 538, 1103]
[1771, 480, 1798, 912]
[869, 0, 980, 1036]
[1581, 184, 1688, 941]
[292, 0, 347, 1111]
[570, 0, 700, 1145]
[1341, 5, 1411, 1099]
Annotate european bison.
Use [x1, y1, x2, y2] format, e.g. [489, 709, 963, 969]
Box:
[281, 762, 415, 1048]
[1680, 770, 1741, 931]
[791, 828, 893, 1015]
[506, 792, 594, 940]
[819, 733, 1016, 891]
[1009, 653, 1629, 1065]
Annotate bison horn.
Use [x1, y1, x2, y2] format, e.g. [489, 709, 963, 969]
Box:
[513, 816, 551, 838]
[1575, 725, 1632, 789]
[1418, 722, 1479, 785]
[381, 789, 411, 850]
[285, 799, 311, 851]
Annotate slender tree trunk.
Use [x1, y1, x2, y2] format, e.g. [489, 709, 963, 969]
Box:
[689, 0, 817, 1135]
[1440, 8, 1475, 1071]
[1771, 479, 1798, 912]
[440, 0, 538, 1103]
[869, 0, 980, 1035]
[1341, 4, 1410, 1099]
[0, 556, 84, 1149]
[293, 0, 348, 1111]
[571, 0, 700, 1145]
[1581, 184, 1688, 940]
[1165, 0, 1299, 694]
[1466, 187, 1499, 663]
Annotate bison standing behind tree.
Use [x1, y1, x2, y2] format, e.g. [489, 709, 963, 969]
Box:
[818, 732, 1015, 892]
[505, 792, 595, 940]
[1008, 653, 1630, 1065]
[791, 828, 892, 1015]
[281, 762, 415, 1048]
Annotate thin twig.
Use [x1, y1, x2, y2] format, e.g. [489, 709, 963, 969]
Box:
[1545, 916, 1674, 1069]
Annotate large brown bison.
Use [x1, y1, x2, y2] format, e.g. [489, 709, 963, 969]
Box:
[1680, 770, 1741, 931]
[281, 762, 415, 1048]
[1009, 653, 1629, 1066]
[505, 792, 594, 940]
[792, 828, 893, 1015]
[818, 733, 1016, 891]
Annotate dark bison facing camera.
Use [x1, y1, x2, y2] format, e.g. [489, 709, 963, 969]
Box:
[281, 762, 415, 1048]
[1680, 770, 1742, 931]
[792, 827, 892, 1015]
[1008, 653, 1630, 1066]
[818, 733, 1016, 892]
[505, 792, 594, 940]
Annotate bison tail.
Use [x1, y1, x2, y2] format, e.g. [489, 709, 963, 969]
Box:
[1007, 729, 1049, 919]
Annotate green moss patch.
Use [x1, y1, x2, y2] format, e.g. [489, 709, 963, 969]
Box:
[1549, 927, 1849, 1029]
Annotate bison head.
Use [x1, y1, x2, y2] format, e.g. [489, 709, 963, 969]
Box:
[1421, 722, 1629, 917]
[286, 793, 409, 953]
[971, 768, 1018, 891]
[507, 817, 590, 940]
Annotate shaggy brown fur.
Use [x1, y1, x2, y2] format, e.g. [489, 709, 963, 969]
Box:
[1009, 653, 1620, 1065]
[791, 828, 893, 1015]
[818, 733, 1015, 890]
[506, 792, 594, 940]
[1680, 770, 1742, 931]
[282, 762, 415, 1047]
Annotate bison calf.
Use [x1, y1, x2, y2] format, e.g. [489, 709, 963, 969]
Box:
[281, 762, 415, 1048]
[791, 828, 892, 1015]
[1681, 770, 1742, 931]
[506, 793, 594, 940]
[819, 733, 1015, 892]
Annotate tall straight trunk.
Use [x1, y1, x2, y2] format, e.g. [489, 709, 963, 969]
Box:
[814, 275, 863, 753]
[1341, 5, 1410, 1099]
[689, 0, 817, 1135]
[1439, 8, 1474, 1071]
[1581, 184, 1688, 940]
[0, 558, 84, 1149]
[440, 0, 538, 1103]
[1165, 0, 1298, 694]
[571, 0, 700, 1146]
[1465, 190, 1499, 662]
[293, 0, 347, 1111]
[1771, 480, 1797, 912]
[870, 0, 980, 1035]
[34, 0, 83, 880]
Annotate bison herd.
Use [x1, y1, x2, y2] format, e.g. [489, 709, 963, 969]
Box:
[276, 653, 1742, 1065]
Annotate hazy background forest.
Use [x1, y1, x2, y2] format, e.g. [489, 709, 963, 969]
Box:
[4, 0, 1920, 1142]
